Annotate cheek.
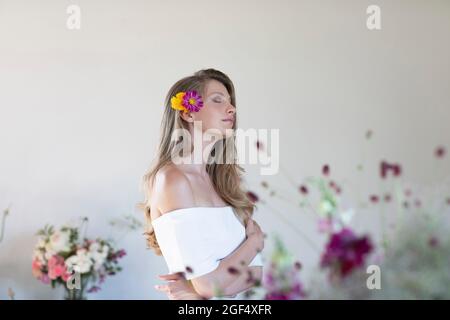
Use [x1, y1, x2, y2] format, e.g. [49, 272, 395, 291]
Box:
[195, 108, 220, 128]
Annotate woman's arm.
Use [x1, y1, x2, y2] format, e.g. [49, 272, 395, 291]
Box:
[190, 220, 264, 299]
[222, 266, 262, 297]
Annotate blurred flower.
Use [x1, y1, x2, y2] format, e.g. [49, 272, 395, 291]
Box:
[87, 286, 101, 293]
[246, 191, 259, 203]
[428, 236, 439, 248]
[47, 230, 71, 253]
[380, 160, 402, 179]
[435, 146, 446, 158]
[318, 218, 333, 233]
[320, 228, 373, 279]
[256, 140, 264, 151]
[322, 164, 330, 176]
[299, 185, 308, 195]
[48, 255, 69, 280]
[32, 259, 43, 279]
[263, 236, 306, 300]
[369, 195, 379, 203]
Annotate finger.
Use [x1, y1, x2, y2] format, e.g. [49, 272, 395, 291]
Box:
[158, 272, 185, 280]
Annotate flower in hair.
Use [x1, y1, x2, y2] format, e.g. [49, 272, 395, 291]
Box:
[170, 90, 204, 112]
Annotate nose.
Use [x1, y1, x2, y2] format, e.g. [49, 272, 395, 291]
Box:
[227, 103, 236, 116]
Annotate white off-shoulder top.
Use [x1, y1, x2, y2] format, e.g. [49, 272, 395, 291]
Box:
[151, 206, 263, 281]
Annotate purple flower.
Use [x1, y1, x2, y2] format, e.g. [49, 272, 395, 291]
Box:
[299, 185, 308, 195]
[87, 286, 101, 293]
[182, 90, 203, 112]
[320, 228, 373, 278]
[380, 160, 402, 179]
[246, 191, 259, 203]
[322, 164, 330, 176]
[435, 146, 446, 158]
[370, 195, 379, 203]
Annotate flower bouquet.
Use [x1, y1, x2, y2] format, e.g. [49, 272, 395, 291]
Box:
[32, 221, 126, 299]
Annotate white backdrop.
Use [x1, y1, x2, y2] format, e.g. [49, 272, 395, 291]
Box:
[1, 0, 449, 299]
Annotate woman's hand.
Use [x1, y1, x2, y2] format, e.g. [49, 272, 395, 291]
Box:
[154, 272, 206, 300]
[245, 219, 265, 252]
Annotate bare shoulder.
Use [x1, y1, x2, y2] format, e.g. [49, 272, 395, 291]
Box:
[152, 165, 196, 215]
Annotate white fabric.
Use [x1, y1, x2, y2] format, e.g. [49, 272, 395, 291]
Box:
[151, 206, 263, 282]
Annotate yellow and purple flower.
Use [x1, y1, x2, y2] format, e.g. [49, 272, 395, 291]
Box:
[170, 90, 204, 113]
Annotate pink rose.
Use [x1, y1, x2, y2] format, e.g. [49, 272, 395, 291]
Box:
[32, 259, 43, 279]
[47, 255, 67, 280]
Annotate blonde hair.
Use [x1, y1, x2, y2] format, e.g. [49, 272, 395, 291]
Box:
[137, 68, 255, 255]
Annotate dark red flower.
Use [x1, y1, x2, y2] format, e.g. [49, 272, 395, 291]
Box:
[256, 141, 264, 151]
[246, 191, 259, 203]
[265, 282, 305, 300]
[384, 193, 392, 202]
[380, 160, 402, 179]
[329, 181, 342, 194]
[404, 189, 412, 197]
[299, 185, 308, 195]
[370, 195, 379, 203]
[435, 146, 446, 158]
[428, 236, 439, 248]
[322, 164, 330, 176]
[320, 228, 373, 278]
[294, 261, 302, 270]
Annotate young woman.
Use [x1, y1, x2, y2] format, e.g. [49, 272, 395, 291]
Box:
[139, 69, 265, 300]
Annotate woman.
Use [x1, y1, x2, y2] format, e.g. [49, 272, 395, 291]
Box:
[138, 69, 265, 300]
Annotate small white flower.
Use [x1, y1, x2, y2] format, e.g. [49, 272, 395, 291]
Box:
[32, 250, 45, 264]
[48, 230, 72, 253]
[65, 248, 93, 274]
[37, 238, 47, 249]
[89, 242, 100, 253]
[44, 246, 56, 260]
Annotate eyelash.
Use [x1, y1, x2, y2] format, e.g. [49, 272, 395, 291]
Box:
[213, 97, 231, 104]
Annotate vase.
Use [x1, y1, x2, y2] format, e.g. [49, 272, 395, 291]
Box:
[63, 275, 90, 300]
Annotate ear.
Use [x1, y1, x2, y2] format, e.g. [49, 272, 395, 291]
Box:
[180, 111, 194, 123]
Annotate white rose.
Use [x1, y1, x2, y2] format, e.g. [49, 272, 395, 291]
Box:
[66, 250, 93, 274]
[48, 230, 71, 253]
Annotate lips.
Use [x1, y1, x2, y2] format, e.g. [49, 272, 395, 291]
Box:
[222, 117, 235, 123]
